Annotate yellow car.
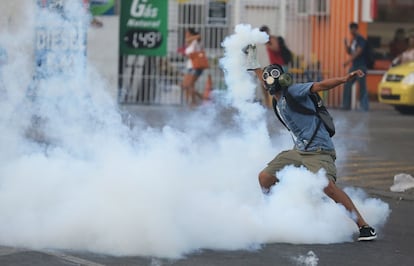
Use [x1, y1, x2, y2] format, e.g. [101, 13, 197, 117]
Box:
[378, 62, 414, 114]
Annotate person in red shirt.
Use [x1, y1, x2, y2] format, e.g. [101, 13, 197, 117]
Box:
[259, 25, 292, 70]
[258, 26, 292, 107]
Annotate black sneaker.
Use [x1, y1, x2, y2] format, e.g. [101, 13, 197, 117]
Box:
[358, 225, 377, 241]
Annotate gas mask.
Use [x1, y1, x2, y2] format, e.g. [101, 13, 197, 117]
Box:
[262, 64, 293, 95]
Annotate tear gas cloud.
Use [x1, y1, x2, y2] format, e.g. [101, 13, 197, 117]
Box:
[0, 4, 390, 259]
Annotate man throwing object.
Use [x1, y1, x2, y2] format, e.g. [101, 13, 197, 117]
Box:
[244, 44, 377, 241]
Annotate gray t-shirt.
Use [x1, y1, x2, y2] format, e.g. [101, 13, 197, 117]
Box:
[276, 82, 335, 151]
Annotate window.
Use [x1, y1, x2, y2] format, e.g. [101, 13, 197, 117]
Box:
[207, 0, 228, 25]
[177, 2, 229, 49]
[297, 0, 329, 16]
[297, 0, 309, 15]
[314, 0, 329, 15]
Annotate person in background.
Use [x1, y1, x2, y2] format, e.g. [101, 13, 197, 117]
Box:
[182, 28, 204, 107]
[259, 25, 292, 70]
[392, 34, 414, 66]
[259, 26, 292, 107]
[389, 28, 408, 60]
[343, 22, 369, 111]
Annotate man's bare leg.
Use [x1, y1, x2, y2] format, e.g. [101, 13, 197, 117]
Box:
[258, 172, 368, 226]
[324, 180, 368, 227]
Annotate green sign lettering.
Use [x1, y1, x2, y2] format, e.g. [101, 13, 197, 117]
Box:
[119, 0, 168, 56]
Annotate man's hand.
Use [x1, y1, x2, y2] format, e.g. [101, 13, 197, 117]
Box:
[345, 69, 364, 82]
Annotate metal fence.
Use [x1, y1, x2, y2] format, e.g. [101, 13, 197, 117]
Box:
[118, 0, 229, 105]
[118, 0, 354, 108]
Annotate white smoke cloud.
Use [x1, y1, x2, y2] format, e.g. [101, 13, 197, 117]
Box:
[0, 7, 390, 260]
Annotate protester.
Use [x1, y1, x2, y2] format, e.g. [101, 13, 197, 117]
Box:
[342, 22, 369, 111]
[182, 28, 205, 107]
[243, 43, 377, 241]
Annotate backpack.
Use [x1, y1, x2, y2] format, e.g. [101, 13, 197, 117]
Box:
[272, 90, 335, 149]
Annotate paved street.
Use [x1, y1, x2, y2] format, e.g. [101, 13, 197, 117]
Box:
[333, 103, 414, 201]
[1, 102, 414, 266]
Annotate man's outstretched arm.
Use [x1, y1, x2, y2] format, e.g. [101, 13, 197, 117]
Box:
[311, 70, 364, 93]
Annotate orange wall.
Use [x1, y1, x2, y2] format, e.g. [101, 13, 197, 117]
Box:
[310, 0, 369, 107]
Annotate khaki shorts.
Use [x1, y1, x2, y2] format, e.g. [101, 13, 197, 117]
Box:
[262, 149, 337, 182]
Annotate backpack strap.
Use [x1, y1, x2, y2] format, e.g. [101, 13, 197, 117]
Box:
[274, 89, 323, 150]
[305, 119, 321, 150]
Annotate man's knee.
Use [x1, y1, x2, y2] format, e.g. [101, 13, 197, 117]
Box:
[324, 180, 340, 199]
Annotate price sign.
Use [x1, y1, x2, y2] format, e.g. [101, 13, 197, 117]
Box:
[119, 0, 168, 56]
[124, 29, 163, 49]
